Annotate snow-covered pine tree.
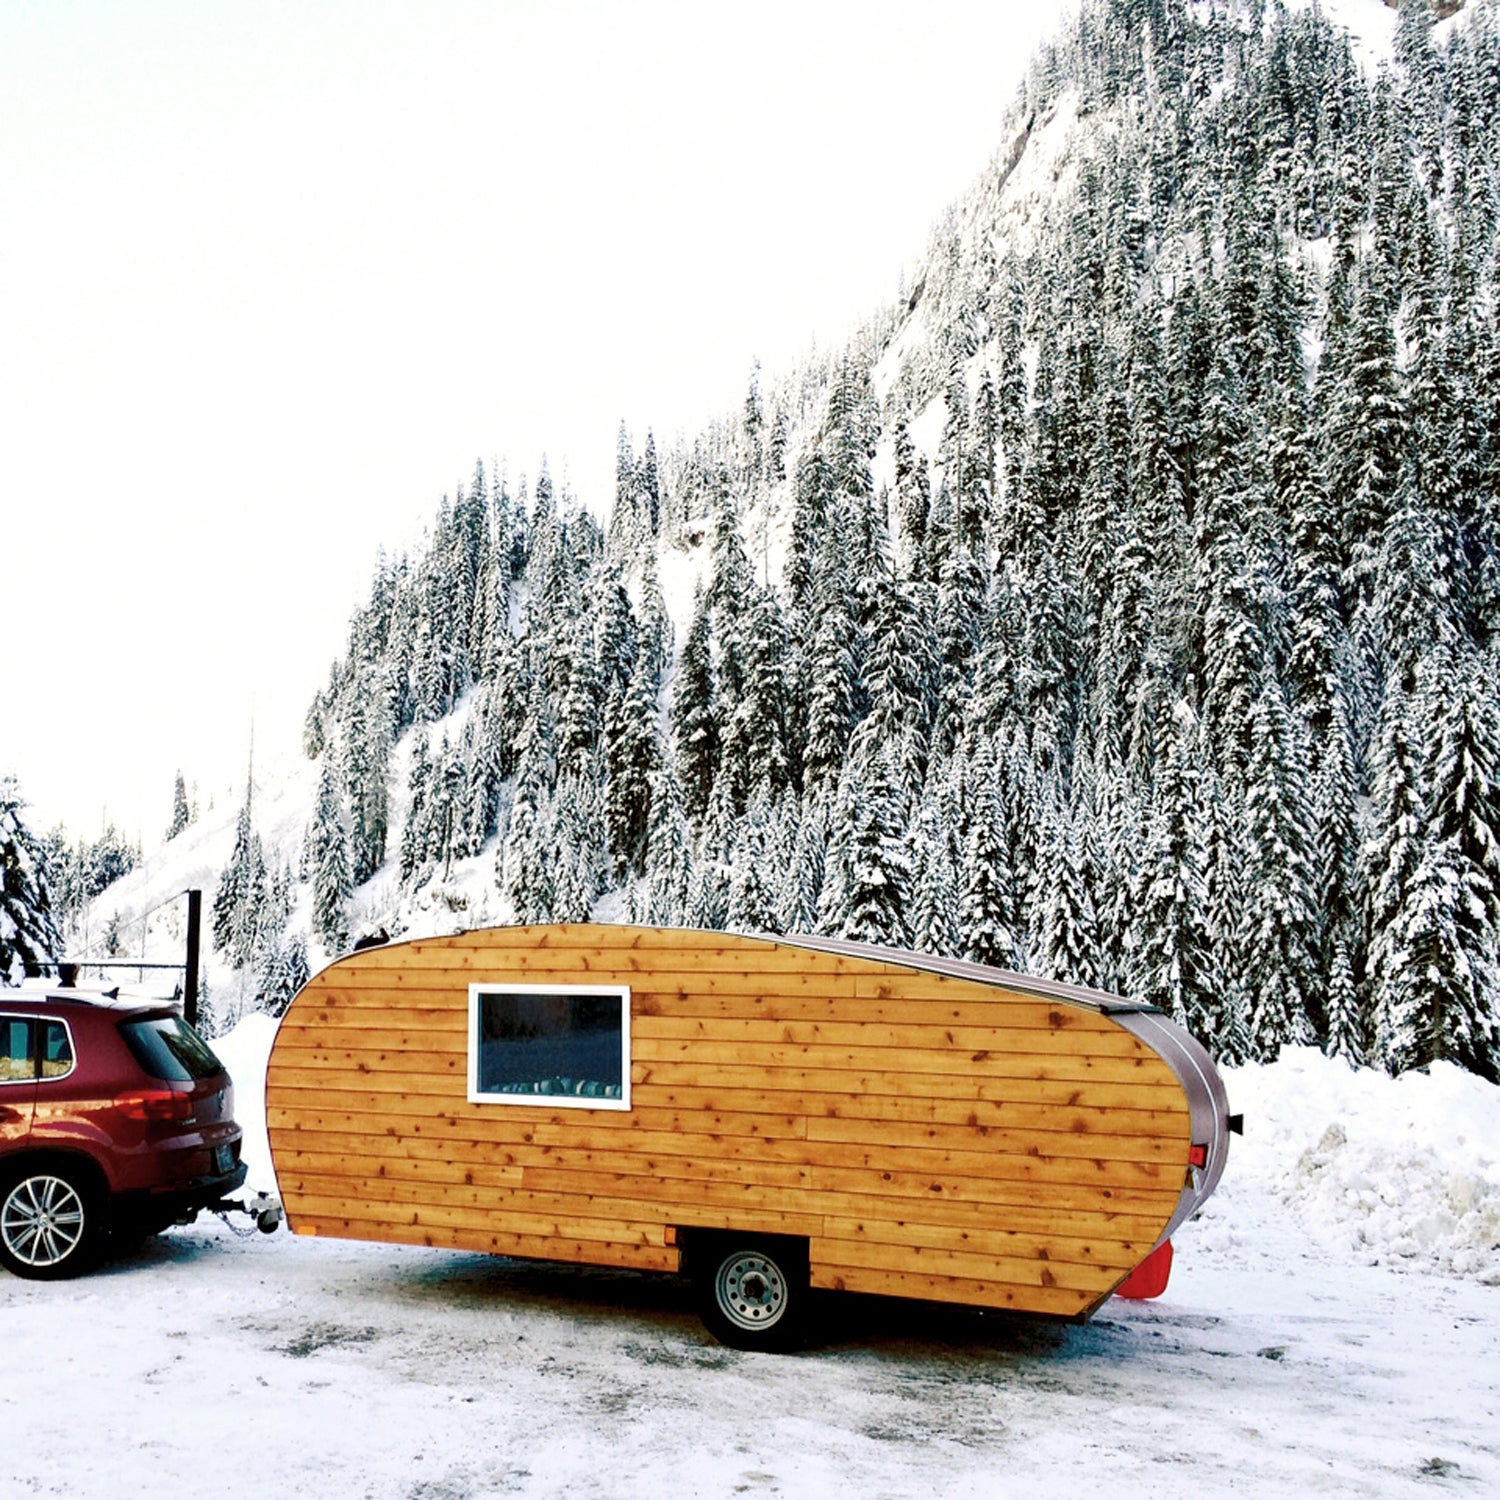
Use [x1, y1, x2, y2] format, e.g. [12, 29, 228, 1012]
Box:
[212, 790, 266, 966]
[643, 768, 694, 927]
[1278, 409, 1343, 737]
[959, 742, 1019, 970]
[341, 675, 393, 885]
[1240, 677, 1319, 1060]
[1090, 751, 1141, 997]
[892, 417, 930, 563]
[432, 734, 466, 876]
[555, 618, 603, 783]
[1133, 702, 1212, 1034]
[595, 575, 638, 708]
[777, 801, 825, 937]
[0, 780, 61, 984]
[1326, 257, 1407, 636]
[1202, 771, 1252, 1066]
[1365, 685, 1427, 1072]
[551, 777, 604, 923]
[498, 693, 558, 918]
[1386, 646, 1500, 1079]
[1470, 308, 1500, 643]
[462, 689, 506, 854]
[930, 538, 986, 760]
[832, 748, 911, 948]
[858, 568, 934, 810]
[399, 730, 434, 886]
[1031, 789, 1101, 991]
[705, 493, 758, 810]
[258, 930, 310, 1019]
[307, 756, 352, 951]
[729, 586, 794, 808]
[167, 771, 191, 841]
[85, 824, 137, 900]
[686, 784, 735, 930]
[607, 423, 646, 562]
[1324, 928, 1363, 1067]
[606, 651, 662, 879]
[1017, 545, 1080, 772]
[908, 796, 961, 960]
[800, 573, 860, 805]
[672, 588, 719, 825]
[501, 764, 556, 927]
[727, 793, 780, 937]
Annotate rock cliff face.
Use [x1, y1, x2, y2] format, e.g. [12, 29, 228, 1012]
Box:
[1385, 0, 1466, 20]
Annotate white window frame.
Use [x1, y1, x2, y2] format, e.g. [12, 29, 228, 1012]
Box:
[467, 983, 631, 1111]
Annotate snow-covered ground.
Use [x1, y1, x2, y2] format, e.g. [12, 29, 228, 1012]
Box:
[3, 1026, 1497, 1498]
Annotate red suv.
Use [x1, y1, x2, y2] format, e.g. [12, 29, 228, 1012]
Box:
[0, 982, 246, 1279]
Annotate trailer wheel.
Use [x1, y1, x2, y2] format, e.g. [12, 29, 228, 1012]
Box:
[0, 1165, 104, 1280]
[695, 1240, 809, 1352]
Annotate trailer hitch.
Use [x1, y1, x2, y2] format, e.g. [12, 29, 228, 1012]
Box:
[210, 1191, 284, 1235]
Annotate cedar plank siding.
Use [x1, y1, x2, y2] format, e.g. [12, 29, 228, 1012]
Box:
[266, 924, 1197, 1319]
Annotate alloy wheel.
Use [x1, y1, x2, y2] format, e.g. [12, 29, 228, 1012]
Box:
[2, 1174, 87, 1269]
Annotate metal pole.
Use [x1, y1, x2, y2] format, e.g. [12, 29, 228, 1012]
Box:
[184, 889, 202, 1028]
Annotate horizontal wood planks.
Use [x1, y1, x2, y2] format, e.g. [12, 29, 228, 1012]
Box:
[266, 924, 1190, 1317]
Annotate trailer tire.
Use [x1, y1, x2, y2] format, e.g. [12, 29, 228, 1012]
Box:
[694, 1239, 810, 1352]
[0, 1163, 105, 1280]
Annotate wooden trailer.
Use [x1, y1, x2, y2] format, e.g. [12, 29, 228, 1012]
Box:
[266, 924, 1233, 1348]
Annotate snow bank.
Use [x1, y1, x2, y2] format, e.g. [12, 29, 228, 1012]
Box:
[211, 1010, 280, 1193]
[1225, 1046, 1500, 1285]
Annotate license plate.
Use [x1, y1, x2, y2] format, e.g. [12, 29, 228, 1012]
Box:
[212, 1144, 234, 1174]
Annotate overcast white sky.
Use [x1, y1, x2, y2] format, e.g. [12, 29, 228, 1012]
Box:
[2, 0, 1072, 846]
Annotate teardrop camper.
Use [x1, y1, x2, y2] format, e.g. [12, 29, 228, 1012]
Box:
[266, 924, 1233, 1349]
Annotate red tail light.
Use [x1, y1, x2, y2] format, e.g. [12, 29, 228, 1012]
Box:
[115, 1089, 194, 1123]
[1188, 1143, 1209, 1167]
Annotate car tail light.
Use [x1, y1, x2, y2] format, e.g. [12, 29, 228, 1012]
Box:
[115, 1089, 195, 1123]
[1188, 1143, 1209, 1167]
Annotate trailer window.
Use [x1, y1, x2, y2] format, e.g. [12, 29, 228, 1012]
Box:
[468, 984, 630, 1111]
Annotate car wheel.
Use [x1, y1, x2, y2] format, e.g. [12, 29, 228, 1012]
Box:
[0, 1166, 104, 1280]
[694, 1240, 810, 1352]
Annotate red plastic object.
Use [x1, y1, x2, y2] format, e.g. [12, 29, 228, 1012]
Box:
[1115, 1239, 1173, 1300]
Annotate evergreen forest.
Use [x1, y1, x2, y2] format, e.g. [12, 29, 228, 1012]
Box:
[44, 0, 1500, 1081]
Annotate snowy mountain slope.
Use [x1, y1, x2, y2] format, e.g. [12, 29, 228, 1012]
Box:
[65, 0, 1500, 1092]
[66, 746, 320, 1022]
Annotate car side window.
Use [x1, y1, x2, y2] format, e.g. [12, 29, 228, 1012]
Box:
[1, 1019, 35, 1084]
[40, 1021, 73, 1079]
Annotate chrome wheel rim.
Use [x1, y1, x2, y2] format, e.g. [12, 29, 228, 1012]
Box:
[2, 1175, 86, 1267]
[715, 1252, 788, 1332]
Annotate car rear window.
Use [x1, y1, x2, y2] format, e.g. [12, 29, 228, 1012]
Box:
[119, 1016, 225, 1083]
